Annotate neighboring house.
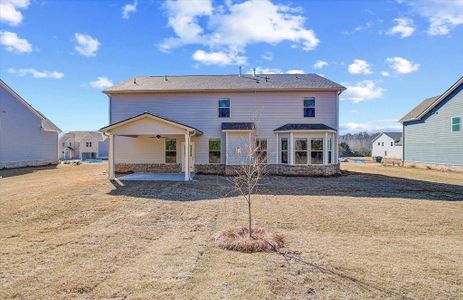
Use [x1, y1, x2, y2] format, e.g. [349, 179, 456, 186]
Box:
[399, 76, 463, 169]
[371, 132, 403, 160]
[0, 80, 61, 169]
[59, 131, 108, 160]
[100, 74, 346, 180]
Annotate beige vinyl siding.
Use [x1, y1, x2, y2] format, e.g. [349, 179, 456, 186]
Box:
[115, 136, 184, 164]
[0, 85, 58, 166]
[404, 86, 463, 165]
[110, 91, 338, 164]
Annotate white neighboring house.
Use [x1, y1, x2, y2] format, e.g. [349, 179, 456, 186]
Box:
[371, 132, 403, 160]
[0, 80, 61, 169]
[59, 131, 108, 160]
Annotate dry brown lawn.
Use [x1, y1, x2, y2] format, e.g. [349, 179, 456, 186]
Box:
[1, 162, 462, 299]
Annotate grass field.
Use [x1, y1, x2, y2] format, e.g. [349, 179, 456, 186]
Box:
[1, 163, 462, 299]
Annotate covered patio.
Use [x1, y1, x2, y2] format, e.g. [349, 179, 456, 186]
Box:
[99, 112, 203, 181]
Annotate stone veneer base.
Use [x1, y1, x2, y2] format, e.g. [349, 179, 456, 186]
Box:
[116, 163, 340, 177]
[0, 160, 59, 169]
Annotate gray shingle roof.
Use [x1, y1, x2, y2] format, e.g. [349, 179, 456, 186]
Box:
[274, 123, 336, 131]
[399, 96, 439, 123]
[221, 122, 255, 130]
[105, 74, 346, 93]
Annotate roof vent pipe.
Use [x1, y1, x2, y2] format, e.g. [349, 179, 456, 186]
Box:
[252, 67, 256, 77]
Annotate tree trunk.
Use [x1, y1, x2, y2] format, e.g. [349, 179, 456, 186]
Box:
[248, 194, 252, 238]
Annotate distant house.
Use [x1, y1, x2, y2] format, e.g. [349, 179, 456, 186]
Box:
[59, 131, 108, 160]
[371, 132, 403, 160]
[400, 76, 463, 169]
[0, 80, 61, 169]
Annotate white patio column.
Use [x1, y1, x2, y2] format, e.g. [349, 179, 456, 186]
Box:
[108, 134, 115, 179]
[184, 132, 190, 181]
[289, 132, 294, 165]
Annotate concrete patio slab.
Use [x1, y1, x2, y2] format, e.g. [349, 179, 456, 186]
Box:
[118, 172, 190, 181]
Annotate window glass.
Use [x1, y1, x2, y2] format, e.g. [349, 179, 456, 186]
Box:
[304, 97, 315, 118]
[209, 139, 221, 163]
[280, 138, 288, 164]
[295, 138, 308, 164]
[165, 139, 177, 163]
[311, 138, 324, 164]
[452, 117, 461, 132]
[218, 98, 230, 118]
[391, 142, 393, 146]
[328, 137, 333, 164]
[256, 138, 267, 163]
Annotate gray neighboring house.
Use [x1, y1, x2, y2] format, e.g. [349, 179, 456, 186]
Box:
[0, 80, 61, 169]
[100, 73, 346, 180]
[59, 131, 108, 160]
[400, 76, 463, 169]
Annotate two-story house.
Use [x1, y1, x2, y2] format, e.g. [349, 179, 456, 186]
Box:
[0, 80, 61, 169]
[59, 131, 108, 160]
[99, 74, 346, 180]
[371, 132, 403, 160]
[400, 76, 463, 170]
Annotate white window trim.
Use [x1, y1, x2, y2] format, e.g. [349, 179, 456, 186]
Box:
[165, 138, 177, 164]
[303, 97, 316, 118]
[218, 98, 231, 118]
[208, 138, 222, 164]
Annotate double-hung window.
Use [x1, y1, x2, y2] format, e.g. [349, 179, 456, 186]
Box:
[311, 138, 324, 164]
[165, 139, 177, 163]
[452, 117, 461, 132]
[303, 97, 315, 118]
[280, 138, 288, 164]
[295, 138, 308, 164]
[209, 139, 221, 163]
[218, 98, 230, 118]
[256, 138, 267, 163]
[328, 137, 333, 164]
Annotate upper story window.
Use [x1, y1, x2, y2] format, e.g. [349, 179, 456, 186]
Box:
[303, 97, 315, 118]
[62, 142, 65, 147]
[452, 117, 461, 132]
[381, 142, 384, 146]
[218, 98, 230, 118]
[391, 142, 394, 146]
[85, 142, 92, 147]
[377, 142, 380, 146]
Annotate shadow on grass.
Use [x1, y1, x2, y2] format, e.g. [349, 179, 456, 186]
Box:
[0, 164, 58, 178]
[108, 170, 463, 202]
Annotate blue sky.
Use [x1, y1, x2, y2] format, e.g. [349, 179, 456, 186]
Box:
[1, 0, 462, 134]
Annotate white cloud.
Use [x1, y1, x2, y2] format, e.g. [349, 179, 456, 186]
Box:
[74, 33, 100, 57]
[340, 120, 402, 134]
[342, 80, 385, 103]
[0, 31, 31, 53]
[402, 0, 463, 35]
[122, 0, 137, 19]
[313, 60, 328, 70]
[348, 59, 373, 75]
[192, 49, 247, 66]
[386, 57, 420, 74]
[381, 71, 390, 77]
[8, 68, 63, 79]
[262, 51, 273, 60]
[387, 17, 415, 38]
[0, 0, 30, 26]
[90, 77, 113, 89]
[161, 0, 319, 65]
[286, 69, 304, 74]
[246, 67, 282, 74]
